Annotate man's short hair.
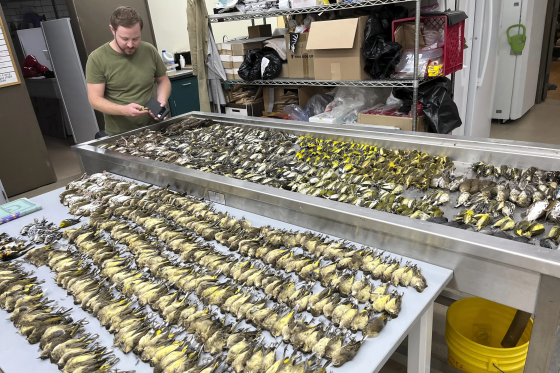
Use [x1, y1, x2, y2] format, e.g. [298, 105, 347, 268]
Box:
[110, 6, 143, 31]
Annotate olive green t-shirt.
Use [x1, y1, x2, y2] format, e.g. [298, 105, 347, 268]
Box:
[86, 41, 167, 135]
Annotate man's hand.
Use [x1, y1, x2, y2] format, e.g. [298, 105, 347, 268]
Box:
[121, 103, 150, 117]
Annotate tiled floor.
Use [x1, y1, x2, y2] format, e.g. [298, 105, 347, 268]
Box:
[491, 99, 560, 145]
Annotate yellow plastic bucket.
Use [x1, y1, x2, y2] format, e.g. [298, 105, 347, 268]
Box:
[445, 297, 532, 373]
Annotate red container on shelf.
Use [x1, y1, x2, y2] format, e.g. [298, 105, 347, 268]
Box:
[392, 15, 465, 76]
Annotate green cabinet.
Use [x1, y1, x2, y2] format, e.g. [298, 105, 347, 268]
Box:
[168, 75, 200, 117]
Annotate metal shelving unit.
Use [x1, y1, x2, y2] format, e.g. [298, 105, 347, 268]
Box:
[208, 0, 412, 22]
[209, 0, 422, 130]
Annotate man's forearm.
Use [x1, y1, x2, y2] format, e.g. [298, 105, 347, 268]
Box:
[90, 96, 125, 116]
[156, 77, 172, 105]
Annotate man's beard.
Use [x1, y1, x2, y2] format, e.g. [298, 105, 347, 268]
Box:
[116, 37, 137, 55]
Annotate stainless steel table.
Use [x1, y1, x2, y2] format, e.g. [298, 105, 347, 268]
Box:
[71, 111, 560, 373]
[0, 185, 452, 373]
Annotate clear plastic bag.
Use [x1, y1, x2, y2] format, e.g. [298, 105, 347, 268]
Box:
[284, 104, 309, 121]
[386, 92, 403, 106]
[391, 48, 443, 79]
[309, 87, 390, 124]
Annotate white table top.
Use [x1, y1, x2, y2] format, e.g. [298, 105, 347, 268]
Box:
[0, 185, 453, 373]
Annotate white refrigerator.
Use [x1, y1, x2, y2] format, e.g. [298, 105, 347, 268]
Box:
[453, 0, 504, 138]
[491, 0, 548, 122]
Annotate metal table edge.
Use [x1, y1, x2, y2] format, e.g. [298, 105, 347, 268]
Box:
[71, 143, 560, 279]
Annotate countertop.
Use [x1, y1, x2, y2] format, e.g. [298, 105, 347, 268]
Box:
[168, 69, 194, 80]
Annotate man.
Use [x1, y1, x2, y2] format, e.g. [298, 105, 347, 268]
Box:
[86, 6, 171, 136]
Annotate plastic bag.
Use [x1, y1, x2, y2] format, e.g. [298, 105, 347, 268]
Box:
[421, 3, 440, 14]
[304, 93, 334, 116]
[368, 5, 408, 39]
[362, 5, 407, 78]
[391, 48, 443, 79]
[261, 49, 283, 80]
[393, 77, 462, 134]
[284, 104, 309, 121]
[309, 87, 390, 124]
[238, 49, 263, 81]
[386, 92, 403, 106]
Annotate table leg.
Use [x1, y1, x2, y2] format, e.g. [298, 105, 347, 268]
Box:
[408, 303, 434, 373]
[524, 274, 560, 373]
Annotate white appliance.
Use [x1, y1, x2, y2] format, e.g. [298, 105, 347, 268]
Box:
[492, 0, 548, 122]
[453, 0, 504, 138]
[17, 28, 52, 70]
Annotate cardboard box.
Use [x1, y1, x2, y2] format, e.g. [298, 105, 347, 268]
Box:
[262, 86, 331, 114]
[357, 113, 426, 132]
[220, 54, 232, 62]
[234, 73, 240, 80]
[226, 101, 265, 117]
[278, 63, 289, 78]
[232, 55, 243, 68]
[285, 33, 314, 78]
[394, 22, 425, 51]
[248, 24, 272, 39]
[222, 61, 233, 69]
[306, 16, 370, 81]
[225, 68, 235, 80]
[230, 37, 270, 56]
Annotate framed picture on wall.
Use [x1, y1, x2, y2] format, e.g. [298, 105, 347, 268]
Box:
[0, 16, 22, 88]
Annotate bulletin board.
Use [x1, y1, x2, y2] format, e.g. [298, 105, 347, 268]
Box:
[0, 15, 21, 88]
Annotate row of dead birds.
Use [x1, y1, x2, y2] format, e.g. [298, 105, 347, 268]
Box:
[0, 232, 34, 261]
[27, 229, 373, 371]
[95, 118, 560, 246]
[25, 245, 232, 373]
[44, 174, 430, 369]
[452, 163, 560, 214]
[95, 214, 405, 321]
[58, 177, 422, 318]
[0, 261, 125, 373]
[59, 173, 428, 294]
[97, 122, 456, 222]
[99, 213, 406, 315]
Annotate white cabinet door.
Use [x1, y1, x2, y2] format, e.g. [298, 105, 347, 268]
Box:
[464, 0, 504, 138]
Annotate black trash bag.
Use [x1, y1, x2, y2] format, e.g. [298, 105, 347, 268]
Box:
[393, 77, 462, 134]
[304, 93, 334, 116]
[261, 48, 283, 80]
[363, 4, 407, 78]
[363, 4, 408, 44]
[238, 49, 264, 81]
[363, 35, 402, 78]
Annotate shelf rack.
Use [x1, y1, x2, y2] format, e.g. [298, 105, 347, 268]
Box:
[208, 0, 412, 22]
[224, 78, 428, 87]
[209, 0, 423, 130]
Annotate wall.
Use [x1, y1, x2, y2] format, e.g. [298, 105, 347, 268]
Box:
[0, 6, 57, 196]
[0, 0, 68, 29]
[147, 0, 190, 54]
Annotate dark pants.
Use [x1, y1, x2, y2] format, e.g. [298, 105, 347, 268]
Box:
[95, 130, 109, 139]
